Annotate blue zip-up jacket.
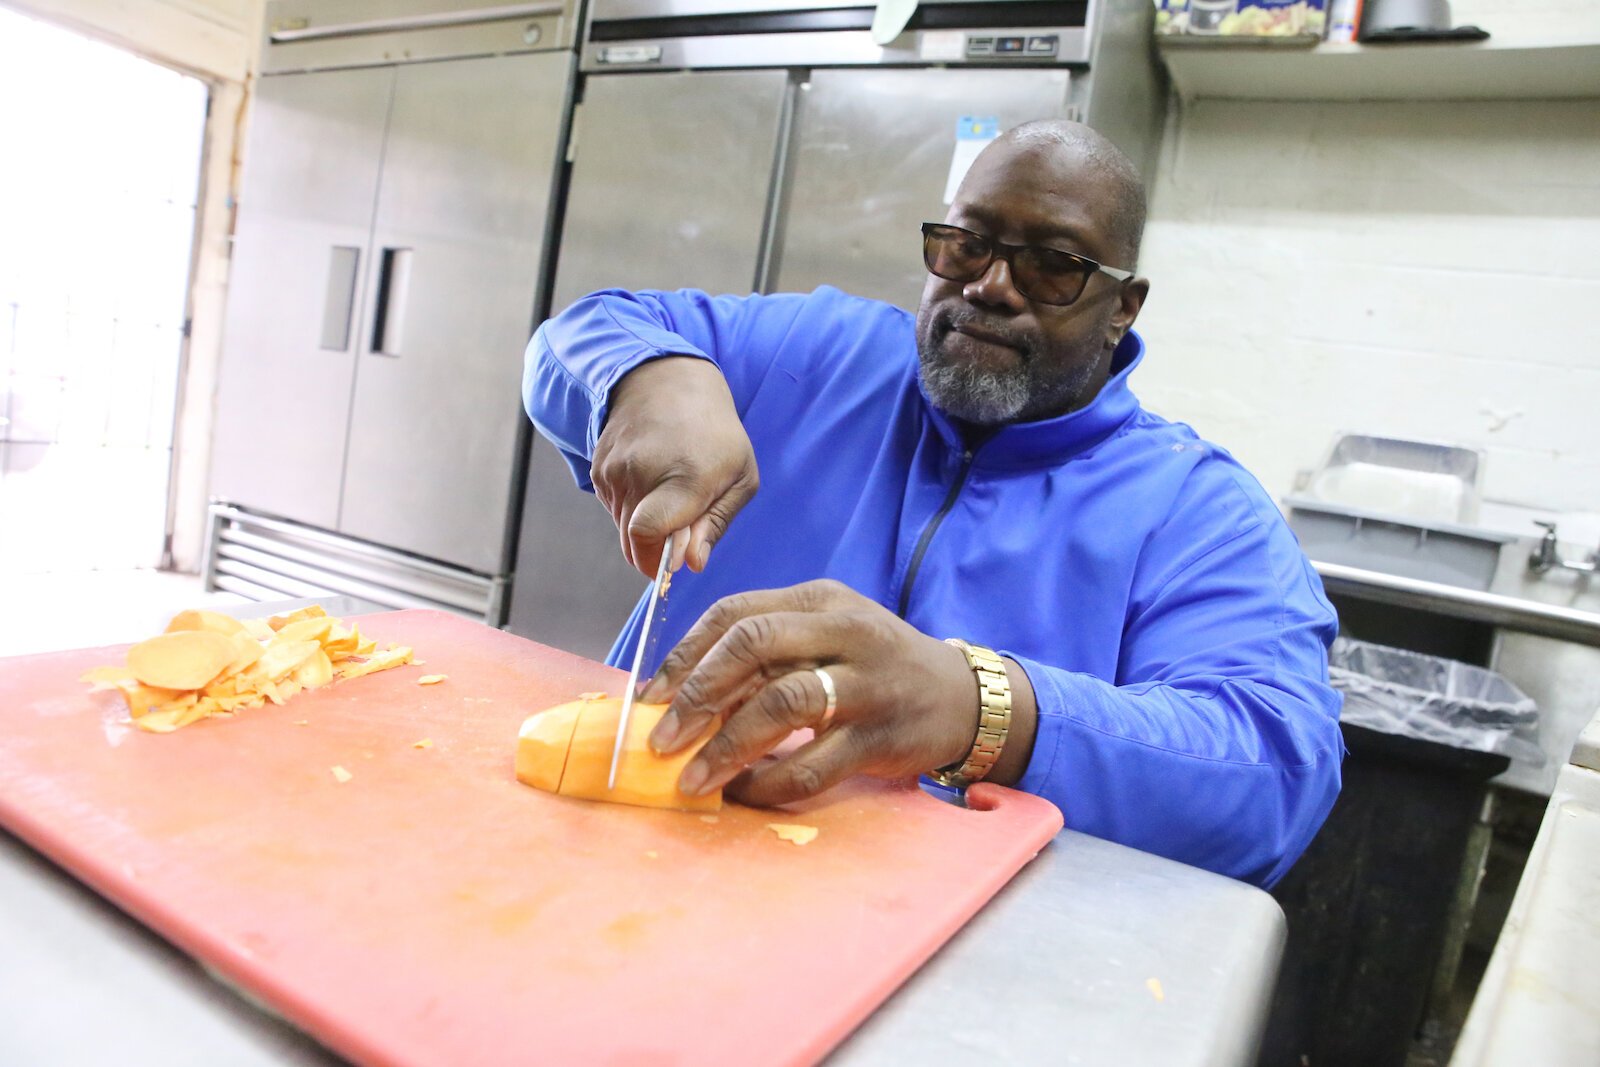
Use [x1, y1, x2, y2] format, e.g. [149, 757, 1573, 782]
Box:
[524, 286, 1343, 887]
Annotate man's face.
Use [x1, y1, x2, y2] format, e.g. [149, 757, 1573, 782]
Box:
[914, 140, 1144, 426]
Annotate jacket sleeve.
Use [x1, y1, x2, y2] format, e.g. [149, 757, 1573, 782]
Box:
[523, 288, 805, 490]
[1008, 507, 1344, 888]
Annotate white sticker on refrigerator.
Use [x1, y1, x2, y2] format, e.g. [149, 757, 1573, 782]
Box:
[942, 116, 999, 205]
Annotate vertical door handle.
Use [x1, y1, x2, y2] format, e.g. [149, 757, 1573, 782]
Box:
[371, 247, 413, 357]
[320, 246, 361, 351]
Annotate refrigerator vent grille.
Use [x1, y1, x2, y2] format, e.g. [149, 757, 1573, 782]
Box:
[203, 504, 500, 622]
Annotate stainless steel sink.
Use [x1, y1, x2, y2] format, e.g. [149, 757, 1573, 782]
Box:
[1300, 522, 1600, 796]
[1287, 498, 1512, 592]
[1486, 536, 1600, 794]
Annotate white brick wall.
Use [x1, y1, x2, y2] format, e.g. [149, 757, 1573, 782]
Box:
[1134, 5, 1600, 514]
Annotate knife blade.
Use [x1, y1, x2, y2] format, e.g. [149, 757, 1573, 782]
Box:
[609, 530, 675, 790]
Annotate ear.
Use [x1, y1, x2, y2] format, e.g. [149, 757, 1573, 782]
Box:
[1105, 277, 1150, 348]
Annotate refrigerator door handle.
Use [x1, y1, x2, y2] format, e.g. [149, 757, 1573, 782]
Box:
[371, 246, 413, 357]
[319, 245, 361, 351]
[270, 3, 564, 43]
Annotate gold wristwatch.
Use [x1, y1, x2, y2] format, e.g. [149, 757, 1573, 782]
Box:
[929, 638, 1012, 790]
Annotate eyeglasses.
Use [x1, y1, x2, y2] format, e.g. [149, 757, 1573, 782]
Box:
[920, 222, 1134, 307]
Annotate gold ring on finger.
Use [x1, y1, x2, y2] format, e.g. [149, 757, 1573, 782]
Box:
[811, 665, 838, 729]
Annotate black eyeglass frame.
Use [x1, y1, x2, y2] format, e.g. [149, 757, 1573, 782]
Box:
[920, 222, 1135, 307]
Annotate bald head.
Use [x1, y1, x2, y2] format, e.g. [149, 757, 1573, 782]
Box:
[976, 119, 1147, 268]
[916, 118, 1152, 426]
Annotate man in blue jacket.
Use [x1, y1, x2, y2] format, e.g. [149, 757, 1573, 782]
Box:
[524, 119, 1342, 887]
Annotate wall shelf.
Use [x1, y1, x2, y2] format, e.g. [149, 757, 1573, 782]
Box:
[1157, 37, 1600, 102]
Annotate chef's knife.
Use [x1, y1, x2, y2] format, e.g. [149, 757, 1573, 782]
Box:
[609, 530, 675, 790]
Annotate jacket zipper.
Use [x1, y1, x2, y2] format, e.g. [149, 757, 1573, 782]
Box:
[896, 448, 975, 618]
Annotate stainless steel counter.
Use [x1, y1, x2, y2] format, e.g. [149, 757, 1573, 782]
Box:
[834, 827, 1284, 1066]
[1, 596, 1283, 1063]
[1452, 707, 1600, 1067]
[0, 821, 1281, 1066]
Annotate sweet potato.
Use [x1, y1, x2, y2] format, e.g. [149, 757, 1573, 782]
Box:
[126, 631, 237, 691]
[516, 697, 720, 812]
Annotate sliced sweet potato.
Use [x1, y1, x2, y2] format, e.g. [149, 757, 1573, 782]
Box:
[242, 617, 275, 643]
[249, 640, 320, 684]
[222, 632, 265, 677]
[291, 649, 334, 688]
[262, 679, 305, 706]
[83, 607, 411, 733]
[114, 681, 191, 718]
[136, 708, 183, 733]
[267, 605, 327, 632]
[273, 616, 334, 646]
[515, 701, 583, 793]
[336, 646, 413, 681]
[165, 610, 247, 637]
[126, 631, 237, 691]
[322, 626, 361, 658]
[79, 665, 136, 691]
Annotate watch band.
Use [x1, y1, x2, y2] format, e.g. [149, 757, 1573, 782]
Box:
[929, 638, 1012, 790]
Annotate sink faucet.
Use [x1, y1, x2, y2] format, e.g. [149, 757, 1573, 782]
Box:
[1529, 521, 1599, 576]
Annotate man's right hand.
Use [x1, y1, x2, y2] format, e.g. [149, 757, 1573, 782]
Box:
[591, 356, 759, 579]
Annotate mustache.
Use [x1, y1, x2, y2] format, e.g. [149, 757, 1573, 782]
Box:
[935, 306, 1031, 356]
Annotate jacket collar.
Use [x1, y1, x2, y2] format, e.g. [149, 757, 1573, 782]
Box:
[919, 330, 1146, 471]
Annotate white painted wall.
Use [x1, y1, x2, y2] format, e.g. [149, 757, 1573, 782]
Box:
[1134, 1, 1600, 516]
[4, 0, 259, 82]
[6, 0, 260, 81]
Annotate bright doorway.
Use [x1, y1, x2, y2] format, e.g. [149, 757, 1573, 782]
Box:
[0, 6, 208, 576]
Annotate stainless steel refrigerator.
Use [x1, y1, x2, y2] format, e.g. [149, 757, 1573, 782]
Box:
[506, 0, 1166, 658]
[205, 0, 581, 621]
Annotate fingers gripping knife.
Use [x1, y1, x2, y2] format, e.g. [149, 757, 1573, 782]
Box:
[609, 531, 675, 790]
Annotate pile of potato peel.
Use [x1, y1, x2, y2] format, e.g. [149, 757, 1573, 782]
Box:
[80, 607, 412, 733]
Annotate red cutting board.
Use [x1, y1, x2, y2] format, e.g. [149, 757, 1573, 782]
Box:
[0, 609, 1062, 1067]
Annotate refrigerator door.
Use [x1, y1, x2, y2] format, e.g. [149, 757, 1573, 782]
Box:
[512, 68, 790, 656]
[551, 69, 791, 309]
[210, 67, 394, 529]
[773, 67, 1073, 310]
[338, 52, 572, 574]
[262, 0, 580, 74]
[506, 438, 646, 660]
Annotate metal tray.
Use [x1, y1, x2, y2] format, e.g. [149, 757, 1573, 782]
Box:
[1299, 433, 1485, 525]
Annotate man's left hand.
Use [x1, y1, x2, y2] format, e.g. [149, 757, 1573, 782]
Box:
[639, 580, 981, 806]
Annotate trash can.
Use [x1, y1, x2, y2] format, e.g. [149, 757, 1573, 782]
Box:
[1259, 639, 1540, 1067]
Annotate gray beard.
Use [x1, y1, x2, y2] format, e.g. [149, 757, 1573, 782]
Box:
[917, 343, 1097, 427]
[917, 352, 1031, 425]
